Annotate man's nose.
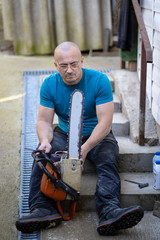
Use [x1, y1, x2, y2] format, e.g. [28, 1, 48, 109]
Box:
[66, 64, 73, 73]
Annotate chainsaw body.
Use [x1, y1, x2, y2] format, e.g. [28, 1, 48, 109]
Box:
[32, 150, 82, 220]
[60, 154, 82, 194]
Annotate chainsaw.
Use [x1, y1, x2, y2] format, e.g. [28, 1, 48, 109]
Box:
[32, 89, 84, 220]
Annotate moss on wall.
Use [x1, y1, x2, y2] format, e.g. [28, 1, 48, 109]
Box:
[15, 39, 54, 56]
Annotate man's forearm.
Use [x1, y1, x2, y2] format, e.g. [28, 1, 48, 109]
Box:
[37, 120, 53, 144]
[81, 122, 111, 161]
[84, 122, 111, 152]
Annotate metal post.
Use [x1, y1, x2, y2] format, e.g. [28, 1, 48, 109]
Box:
[120, 59, 126, 69]
[138, 40, 147, 145]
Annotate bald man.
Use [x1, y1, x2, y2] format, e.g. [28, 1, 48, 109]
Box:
[16, 42, 144, 235]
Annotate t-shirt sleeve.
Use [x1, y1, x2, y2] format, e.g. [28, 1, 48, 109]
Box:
[95, 74, 113, 105]
[40, 77, 55, 108]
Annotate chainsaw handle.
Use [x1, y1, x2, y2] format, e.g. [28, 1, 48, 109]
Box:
[32, 149, 51, 161]
[32, 150, 61, 175]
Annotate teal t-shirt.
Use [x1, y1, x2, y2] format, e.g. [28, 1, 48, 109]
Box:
[40, 68, 113, 136]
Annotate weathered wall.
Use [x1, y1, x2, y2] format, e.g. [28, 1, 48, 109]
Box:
[1, 0, 113, 55]
[137, 0, 160, 138]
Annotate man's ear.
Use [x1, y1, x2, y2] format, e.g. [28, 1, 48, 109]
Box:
[54, 61, 58, 68]
[81, 56, 84, 66]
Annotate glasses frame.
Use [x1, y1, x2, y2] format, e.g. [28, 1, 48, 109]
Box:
[56, 58, 81, 71]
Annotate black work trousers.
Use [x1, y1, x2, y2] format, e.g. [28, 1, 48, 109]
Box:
[29, 128, 120, 217]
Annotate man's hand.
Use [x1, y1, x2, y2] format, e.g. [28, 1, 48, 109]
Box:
[81, 144, 89, 164]
[38, 140, 52, 153]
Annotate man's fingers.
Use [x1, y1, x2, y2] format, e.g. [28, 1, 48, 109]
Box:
[44, 146, 51, 153]
[38, 143, 52, 153]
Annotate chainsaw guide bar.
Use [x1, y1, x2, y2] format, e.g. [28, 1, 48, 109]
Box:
[67, 90, 84, 159]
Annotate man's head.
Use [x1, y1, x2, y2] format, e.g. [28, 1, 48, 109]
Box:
[54, 42, 84, 86]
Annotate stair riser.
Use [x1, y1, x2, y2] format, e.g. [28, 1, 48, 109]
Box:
[110, 80, 114, 92]
[83, 153, 154, 173]
[120, 194, 160, 211]
[114, 102, 122, 113]
[112, 122, 129, 136]
[117, 153, 154, 172]
[62, 194, 160, 212]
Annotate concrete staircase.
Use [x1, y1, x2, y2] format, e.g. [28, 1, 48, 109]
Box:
[47, 70, 160, 239]
[76, 73, 160, 213]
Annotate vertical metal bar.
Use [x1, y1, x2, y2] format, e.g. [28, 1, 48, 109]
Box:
[138, 40, 147, 145]
[120, 59, 126, 69]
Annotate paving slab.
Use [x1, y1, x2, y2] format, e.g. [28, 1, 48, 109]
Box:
[42, 211, 160, 240]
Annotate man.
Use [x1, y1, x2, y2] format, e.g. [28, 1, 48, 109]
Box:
[16, 42, 144, 235]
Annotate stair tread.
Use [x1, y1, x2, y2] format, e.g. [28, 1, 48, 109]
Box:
[113, 93, 121, 103]
[113, 112, 129, 123]
[80, 172, 159, 196]
[53, 102, 123, 125]
[117, 136, 160, 154]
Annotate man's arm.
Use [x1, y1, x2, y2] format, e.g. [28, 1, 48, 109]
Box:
[81, 101, 114, 161]
[36, 105, 54, 153]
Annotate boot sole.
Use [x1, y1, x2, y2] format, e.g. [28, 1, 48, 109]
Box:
[97, 207, 144, 235]
[16, 215, 63, 233]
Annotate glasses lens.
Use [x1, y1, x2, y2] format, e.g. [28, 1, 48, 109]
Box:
[59, 60, 80, 71]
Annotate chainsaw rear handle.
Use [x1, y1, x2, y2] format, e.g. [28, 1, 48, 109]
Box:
[32, 150, 80, 201]
[32, 150, 61, 175]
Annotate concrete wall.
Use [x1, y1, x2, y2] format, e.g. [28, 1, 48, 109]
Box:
[137, 0, 160, 139]
[1, 0, 113, 55]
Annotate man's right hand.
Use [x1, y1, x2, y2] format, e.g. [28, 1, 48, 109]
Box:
[38, 140, 52, 153]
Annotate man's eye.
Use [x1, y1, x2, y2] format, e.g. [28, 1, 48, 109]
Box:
[60, 65, 67, 69]
[71, 62, 78, 67]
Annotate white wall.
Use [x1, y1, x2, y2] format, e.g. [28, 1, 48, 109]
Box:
[138, 0, 160, 126]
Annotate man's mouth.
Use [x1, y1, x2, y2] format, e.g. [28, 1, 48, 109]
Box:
[65, 73, 75, 78]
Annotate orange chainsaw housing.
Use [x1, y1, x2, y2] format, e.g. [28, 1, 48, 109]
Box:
[40, 163, 66, 201]
[40, 163, 77, 220]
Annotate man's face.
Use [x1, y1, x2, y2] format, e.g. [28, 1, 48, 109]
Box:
[54, 48, 84, 86]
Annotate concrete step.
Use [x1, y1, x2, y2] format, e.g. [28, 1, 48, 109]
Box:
[111, 70, 159, 144]
[112, 113, 130, 136]
[117, 136, 160, 172]
[113, 93, 122, 113]
[104, 72, 115, 92]
[53, 94, 122, 120]
[110, 78, 114, 92]
[42, 211, 160, 240]
[53, 112, 129, 137]
[84, 137, 160, 173]
[74, 172, 160, 211]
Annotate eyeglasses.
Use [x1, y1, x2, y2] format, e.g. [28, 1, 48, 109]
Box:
[57, 60, 81, 71]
